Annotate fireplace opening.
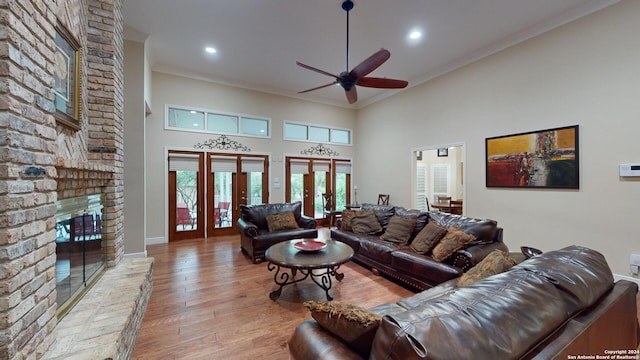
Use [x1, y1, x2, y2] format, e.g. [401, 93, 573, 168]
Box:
[55, 194, 106, 318]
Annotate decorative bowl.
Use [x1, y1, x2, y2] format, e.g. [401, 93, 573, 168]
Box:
[294, 240, 327, 252]
[520, 246, 543, 259]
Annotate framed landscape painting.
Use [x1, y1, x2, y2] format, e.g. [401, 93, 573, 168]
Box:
[53, 24, 81, 129]
[485, 125, 579, 189]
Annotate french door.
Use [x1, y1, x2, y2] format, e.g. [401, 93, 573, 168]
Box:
[168, 151, 205, 241]
[285, 157, 351, 222]
[207, 153, 269, 236]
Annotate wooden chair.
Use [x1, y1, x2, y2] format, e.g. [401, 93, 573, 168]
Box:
[322, 193, 342, 227]
[425, 196, 431, 211]
[450, 199, 463, 215]
[377, 194, 390, 205]
[435, 196, 452, 213]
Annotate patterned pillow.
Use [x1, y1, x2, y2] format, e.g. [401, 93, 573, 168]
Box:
[380, 216, 417, 244]
[351, 210, 383, 235]
[304, 300, 382, 358]
[340, 209, 359, 231]
[457, 250, 518, 286]
[431, 225, 476, 262]
[410, 221, 448, 254]
[265, 211, 299, 232]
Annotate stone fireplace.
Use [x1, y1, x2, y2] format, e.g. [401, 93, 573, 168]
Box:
[0, 0, 141, 359]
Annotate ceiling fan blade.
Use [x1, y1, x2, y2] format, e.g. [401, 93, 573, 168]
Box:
[296, 61, 342, 80]
[298, 82, 338, 94]
[345, 86, 357, 104]
[358, 77, 408, 89]
[349, 48, 391, 80]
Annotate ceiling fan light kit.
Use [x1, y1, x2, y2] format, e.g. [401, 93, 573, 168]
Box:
[297, 0, 408, 104]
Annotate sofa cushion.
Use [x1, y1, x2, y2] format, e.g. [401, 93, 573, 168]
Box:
[351, 210, 383, 235]
[340, 209, 359, 231]
[380, 215, 417, 244]
[304, 300, 381, 358]
[431, 226, 476, 262]
[265, 211, 299, 232]
[429, 211, 498, 244]
[394, 207, 429, 242]
[357, 237, 401, 264]
[240, 201, 302, 230]
[372, 269, 569, 360]
[513, 245, 614, 316]
[457, 249, 517, 286]
[360, 203, 396, 228]
[410, 221, 448, 254]
[391, 249, 462, 285]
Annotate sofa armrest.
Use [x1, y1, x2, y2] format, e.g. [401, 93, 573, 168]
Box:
[237, 218, 259, 237]
[297, 215, 317, 229]
[289, 320, 364, 360]
[449, 241, 509, 272]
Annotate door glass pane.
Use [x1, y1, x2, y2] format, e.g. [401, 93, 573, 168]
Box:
[290, 173, 304, 208]
[176, 170, 198, 231]
[214, 172, 233, 228]
[314, 171, 327, 218]
[247, 172, 263, 205]
[335, 173, 347, 210]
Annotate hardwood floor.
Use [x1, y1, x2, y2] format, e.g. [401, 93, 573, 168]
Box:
[132, 228, 640, 358]
[131, 228, 414, 359]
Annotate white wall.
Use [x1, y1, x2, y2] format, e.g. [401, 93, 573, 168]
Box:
[123, 40, 146, 255]
[145, 72, 357, 241]
[355, 0, 640, 276]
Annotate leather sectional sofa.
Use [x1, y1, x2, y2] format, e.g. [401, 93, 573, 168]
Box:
[238, 201, 317, 263]
[289, 245, 640, 359]
[331, 204, 508, 290]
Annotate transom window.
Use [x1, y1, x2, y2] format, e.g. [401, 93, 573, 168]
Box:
[166, 105, 270, 138]
[284, 121, 351, 145]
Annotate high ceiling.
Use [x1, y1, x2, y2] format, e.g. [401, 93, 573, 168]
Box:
[123, 0, 617, 108]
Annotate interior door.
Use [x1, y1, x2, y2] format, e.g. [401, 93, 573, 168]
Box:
[208, 153, 269, 236]
[168, 151, 204, 241]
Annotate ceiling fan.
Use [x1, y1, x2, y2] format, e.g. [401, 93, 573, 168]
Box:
[296, 0, 408, 104]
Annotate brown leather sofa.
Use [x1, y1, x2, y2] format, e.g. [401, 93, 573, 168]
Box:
[289, 245, 639, 360]
[238, 201, 317, 263]
[331, 204, 508, 290]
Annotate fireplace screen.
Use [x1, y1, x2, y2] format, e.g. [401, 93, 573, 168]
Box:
[55, 194, 105, 312]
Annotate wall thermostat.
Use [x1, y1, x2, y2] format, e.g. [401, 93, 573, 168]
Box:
[619, 163, 640, 177]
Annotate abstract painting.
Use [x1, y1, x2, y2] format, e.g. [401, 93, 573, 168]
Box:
[486, 125, 579, 189]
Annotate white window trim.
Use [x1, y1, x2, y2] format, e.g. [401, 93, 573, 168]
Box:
[283, 121, 352, 146]
[164, 104, 272, 139]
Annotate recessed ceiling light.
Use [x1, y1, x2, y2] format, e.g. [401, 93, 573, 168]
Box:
[409, 31, 422, 40]
[205, 47, 217, 54]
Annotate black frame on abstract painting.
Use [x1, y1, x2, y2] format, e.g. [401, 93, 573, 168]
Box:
[485, 125, 579, 189]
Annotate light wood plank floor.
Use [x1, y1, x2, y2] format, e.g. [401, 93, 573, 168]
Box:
[132, 229, 640, 359]
[131, 229, 414, 359]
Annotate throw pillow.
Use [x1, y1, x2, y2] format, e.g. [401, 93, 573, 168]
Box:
[265, 211, 299, 232]
[351, 210, 383, 235]
[457, 250, 518, 286]
[380, 215, 417, 244]
[410, 221, 448, 254]
[304, 300, 382, 358]
[431, 225, 476, 262]
[340, 209, 359, 231]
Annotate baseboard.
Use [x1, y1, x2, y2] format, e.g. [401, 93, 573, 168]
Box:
[146, 237, 166, 245]
[124, 251, 147, 258]
[613, 273, 640, 287]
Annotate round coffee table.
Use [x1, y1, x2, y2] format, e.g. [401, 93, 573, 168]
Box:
[265, 239, 354, 301]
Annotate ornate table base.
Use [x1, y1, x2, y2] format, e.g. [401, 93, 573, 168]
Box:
[267, 263, 345, 301]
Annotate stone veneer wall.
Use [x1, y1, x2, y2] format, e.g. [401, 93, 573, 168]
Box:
[0, 0, 125, 358]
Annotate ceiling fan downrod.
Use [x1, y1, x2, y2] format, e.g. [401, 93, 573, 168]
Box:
[342, 0, 354, 73]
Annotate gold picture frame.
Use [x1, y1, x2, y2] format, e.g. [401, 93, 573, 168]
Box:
[53, 23, 81, 129]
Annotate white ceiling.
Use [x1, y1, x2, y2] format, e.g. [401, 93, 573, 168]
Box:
[123, 0, 617, 108]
